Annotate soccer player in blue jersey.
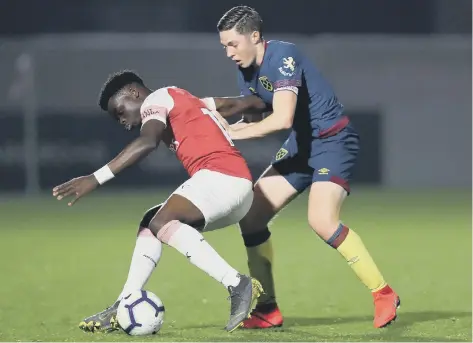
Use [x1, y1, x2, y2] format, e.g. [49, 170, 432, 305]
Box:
[200, 6, 400, 329]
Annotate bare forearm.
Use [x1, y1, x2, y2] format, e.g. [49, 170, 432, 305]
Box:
[231, 112, 291, 140]
[230, 90, 297, 140]
[231, 121, 256, 130]
[213, 95, 267, 118]
[108, 137, 158, 174]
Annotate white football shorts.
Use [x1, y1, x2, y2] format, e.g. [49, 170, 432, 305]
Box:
[172, 169, 253, 231]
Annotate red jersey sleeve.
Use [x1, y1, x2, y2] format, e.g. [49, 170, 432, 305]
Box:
[140, 88, 175, 129]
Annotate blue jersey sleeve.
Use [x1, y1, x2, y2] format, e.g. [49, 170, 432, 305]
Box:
[270, 44, 302, 92]
[237, 70, 253, 96]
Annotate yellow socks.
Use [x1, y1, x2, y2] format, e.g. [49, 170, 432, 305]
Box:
[327, 224, 387, 292]
[242, 228, 276, 304]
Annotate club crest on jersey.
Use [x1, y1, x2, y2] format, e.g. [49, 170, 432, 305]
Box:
[279, 57, 296, 77]
[258, 76, 273, 92]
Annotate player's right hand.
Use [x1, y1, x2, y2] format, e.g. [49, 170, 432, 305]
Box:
[52, 175, 99, 206]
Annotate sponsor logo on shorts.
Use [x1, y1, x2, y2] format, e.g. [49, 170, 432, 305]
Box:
[318, 168, 330, 175]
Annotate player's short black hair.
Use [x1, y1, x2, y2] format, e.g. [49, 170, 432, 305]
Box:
[98, 70, 144, 111]
[217, 6, 263, 36]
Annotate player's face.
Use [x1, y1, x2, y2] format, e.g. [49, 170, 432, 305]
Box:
[220, 29, 260, 68]
[108, 93, 142, 131]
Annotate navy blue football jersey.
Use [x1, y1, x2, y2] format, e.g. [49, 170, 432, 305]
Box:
[237, 40, 346, 140]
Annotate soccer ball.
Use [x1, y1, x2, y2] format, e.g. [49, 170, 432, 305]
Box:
[116, 290, 165, 335]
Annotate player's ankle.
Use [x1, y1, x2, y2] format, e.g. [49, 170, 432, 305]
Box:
[255, 301, 278, 313]
[222, 271, 241, 288]
[372, 284, 392, 295]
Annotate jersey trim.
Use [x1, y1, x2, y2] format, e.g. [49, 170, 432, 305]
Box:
[274, 86, 299, 95]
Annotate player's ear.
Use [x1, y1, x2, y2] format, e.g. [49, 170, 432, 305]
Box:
[130, 87, 139, 99]
[250, 31, 260, 44]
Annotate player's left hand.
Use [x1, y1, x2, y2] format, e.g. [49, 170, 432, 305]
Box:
[52, 175, 99, 206]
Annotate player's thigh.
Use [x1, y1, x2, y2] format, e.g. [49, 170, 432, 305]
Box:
[239, 163, 311, 234]
[171, 169, 254, 232]
[309, 125, 359, 192]
[308, 182, 347, 240]
[308, 126, 359, 239]
[204, 192, 252, 232]
[202, 176, 254, 232]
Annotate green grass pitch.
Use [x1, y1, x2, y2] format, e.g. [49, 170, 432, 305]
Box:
[0, 188, 471, 342]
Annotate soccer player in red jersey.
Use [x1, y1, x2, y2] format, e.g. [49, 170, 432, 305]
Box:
[52, 70, 263, 333]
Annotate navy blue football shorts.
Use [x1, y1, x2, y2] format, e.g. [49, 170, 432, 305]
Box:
[270, 123, 359, 194]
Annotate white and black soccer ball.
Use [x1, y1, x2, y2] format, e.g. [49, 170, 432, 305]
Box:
[116, 290, 165, 336]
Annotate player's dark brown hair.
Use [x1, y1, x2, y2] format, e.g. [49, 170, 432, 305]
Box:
[98, 70, 144, 111]
[217, 6, 263, 36]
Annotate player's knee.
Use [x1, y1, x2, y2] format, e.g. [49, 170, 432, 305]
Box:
[151, 219, 183, 244]
[308, 182, 346, 240]
[148, 210, 181, 237]
[241, 226, 272, 247]
[308, 213, 340, 241]
[239, 209, 271, 234]
[148, 209, 204, 238]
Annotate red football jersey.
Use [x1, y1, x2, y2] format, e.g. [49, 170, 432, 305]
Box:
[140, 86, 252, 181]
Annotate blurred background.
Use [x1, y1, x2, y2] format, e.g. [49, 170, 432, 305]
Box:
[0, 0, 471, 194]
[0, 2, 471, 341]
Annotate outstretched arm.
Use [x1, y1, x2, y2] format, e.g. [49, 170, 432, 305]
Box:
[52, 120, 165, 206]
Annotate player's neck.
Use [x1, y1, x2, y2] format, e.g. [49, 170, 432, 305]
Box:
[140, 87, 152, 99]
[254, 41, 266, 67]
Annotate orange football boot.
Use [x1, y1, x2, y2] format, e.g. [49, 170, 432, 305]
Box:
[241, 303, 283, 329]
[373, 285, 400, 328]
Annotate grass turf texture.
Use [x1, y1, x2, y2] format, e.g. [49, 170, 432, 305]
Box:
[0, 188, 471, 342]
